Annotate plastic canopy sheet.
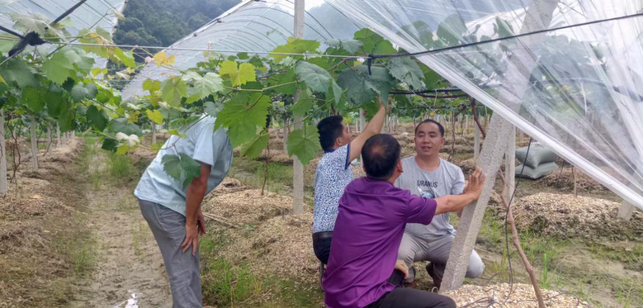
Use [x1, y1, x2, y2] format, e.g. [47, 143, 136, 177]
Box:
[0, 0, 125, 35]
[326, 0, 643, 209]
[121, 0, 360, 99]
[121, 0, 643, 210]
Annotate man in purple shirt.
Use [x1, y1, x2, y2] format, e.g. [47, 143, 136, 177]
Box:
[323, 134, 486, 308]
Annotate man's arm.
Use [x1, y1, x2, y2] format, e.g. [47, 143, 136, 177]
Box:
[348, 101, 387, 162]
[181, 162, 211, 256]
[434, 167, 485, 215]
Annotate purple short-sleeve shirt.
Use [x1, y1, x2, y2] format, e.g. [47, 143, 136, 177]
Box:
[322, 177, 437, 308]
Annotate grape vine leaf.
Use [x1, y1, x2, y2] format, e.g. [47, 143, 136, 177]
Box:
[42, 51, 73, 84]
[326, 39, 363, 55]
[113, 47, 136, 68]
[219, 61, 256, 86]
[337, 69, 375, 106]
[45, 92, 66, 117]
[101, 138, 118, 151]
[354, 28, 396, 55]
[215, 93, 270, 146]
[241, 133, 269, 159]
[143, 79, 161, 95]
[161, 77, 188, 107]
[162, 153, 202, 189]
[22, 87, 45, 113]
[71, 83, 98, 102]
[204, 101, 224, 117]
[190, 72, 223, 99]
[86, 105, 108, 130]
[58, 107, 75, 132]
[287, 125, 321, 165]
[295, 61, 342, 103]
[0, 75, 5, 85]
[0, 40, 13, 53]
[436, 14, 467, 47]
[10, 13, 49, 35]
[270, 38, 320, 63]
[0, 59, 38, 88]
[290, 88, 315, 117]
[387, 57, 426, 91]
[154, 51, 176, 67]
[109, 118, 143, 136]
[146, 109, 164, 125]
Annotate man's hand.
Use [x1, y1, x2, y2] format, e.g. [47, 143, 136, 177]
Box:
[394, 259, 409, 278]
[197, 208, 207, 236]
[181, 223, 199, 256]
[463, 167, 486, 199]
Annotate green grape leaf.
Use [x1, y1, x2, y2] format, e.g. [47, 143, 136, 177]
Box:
[272, 69, 296, 95]
[354, 28, 396, 55]
[0, 59, 38, 88]
[86, 105, 108, 130]
[215, 93, 270, 146]
[226, 123, 257, 147]
[204, 101, 224, 117]
[295, 61, 342, 103]
[116, 144, 131, 155]
[46, 92, 67, 117]
[337, 68, 376, 106]
[387, 57, 426, 91]
[421, 65, 444, 89]
[162, 153, 202, 189]
[161, 77, 188, 107]
[42, 51, 73, 84]
[71, 83, 98, 102]
[21, 87, 45, 113]
[270, 38, 320, 63]
[219, 61, 256, 86]
[287, 125, 321, 165]
[326, 39, 363, 54]
[146, 109, 164, 125]
[109, 118, 143, 136]
[191, 72, 223, 99]
[436, 14, 467, 47]
[241, 133, 269, 159]
[113, 47, 136, 68]
[11, 13, 49, 35]
[0, 40, 14, 53]
[494, 17, 514, 38]
[361, 66, 396, 102]
[101, 138, 118, 151]
[290, 89, 316, 117]
[58, 107, 75, 132]
[143, 79, 161, 95]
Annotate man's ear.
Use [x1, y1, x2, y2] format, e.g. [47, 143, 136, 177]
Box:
[336, 137, 344, 147]
[397, 159, 404, 173]
[439, 136, 446, 147]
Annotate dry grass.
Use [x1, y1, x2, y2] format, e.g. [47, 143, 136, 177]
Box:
[442, 283, 588, 307]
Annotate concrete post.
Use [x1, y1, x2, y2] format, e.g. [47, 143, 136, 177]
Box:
[441, 114, 514, 290]
[505, 126, 516, 200]
[474, 124, 480, 161]
[292, 0, 305, 214]
[56, 125, 61, 148]
[0, 110, 7, 195]
[441, 0, 559, 291]
[617, 200, 635, 221]
[30, 116, 38, 171]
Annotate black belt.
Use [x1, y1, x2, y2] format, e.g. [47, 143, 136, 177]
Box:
[313, 231, 333, 241]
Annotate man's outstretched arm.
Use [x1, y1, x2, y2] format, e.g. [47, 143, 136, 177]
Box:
[348, 100, 388, 162]
[181, 162, 211, 256]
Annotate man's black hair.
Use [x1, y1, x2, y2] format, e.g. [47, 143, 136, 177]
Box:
[415, 119, 445, 137]
[317, 115, 344, 152]
[362, 134, 401, 180]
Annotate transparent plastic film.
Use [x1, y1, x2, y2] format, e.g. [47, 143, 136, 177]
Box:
[326, 0, 643, 209]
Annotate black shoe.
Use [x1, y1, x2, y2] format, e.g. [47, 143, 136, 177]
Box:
[426, 262, 442, 289]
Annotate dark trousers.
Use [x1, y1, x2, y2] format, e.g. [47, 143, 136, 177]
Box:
[366, 287, 456, 308]
[313, 232, 333, 264]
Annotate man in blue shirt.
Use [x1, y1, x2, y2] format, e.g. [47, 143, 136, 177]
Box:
[312, 101, 387, 265]
[134, 115, 232, 308]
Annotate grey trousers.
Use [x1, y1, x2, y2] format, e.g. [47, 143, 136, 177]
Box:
[139, 199, 202, 308]
[398, 232, 484, 282]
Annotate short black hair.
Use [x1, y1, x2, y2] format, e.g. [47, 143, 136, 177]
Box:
[362, 134, 401, 180]
[317, 115, 344, 152]
[415, 119, 445, 137]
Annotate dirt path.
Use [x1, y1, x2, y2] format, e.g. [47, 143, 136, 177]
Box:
[70, 150, 172, 308]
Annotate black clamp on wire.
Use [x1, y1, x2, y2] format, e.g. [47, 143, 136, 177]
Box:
[366, 54, 374, 75]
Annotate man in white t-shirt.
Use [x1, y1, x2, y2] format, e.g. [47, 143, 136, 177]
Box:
[395, 119, 484, 288]
[134, 115, 232, 307]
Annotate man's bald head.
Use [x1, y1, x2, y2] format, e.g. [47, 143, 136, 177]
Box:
[361, 134, 401, 180]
